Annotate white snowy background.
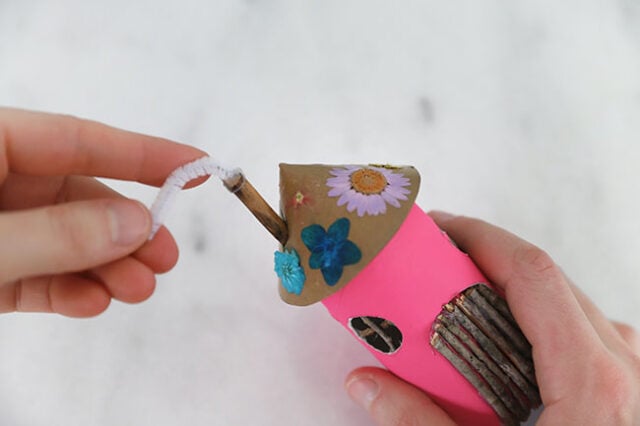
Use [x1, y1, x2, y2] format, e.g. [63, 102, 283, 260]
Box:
[1, 1, 639, 425]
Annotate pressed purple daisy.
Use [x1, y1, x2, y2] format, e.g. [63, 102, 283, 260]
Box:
[326, 166, 411, 217]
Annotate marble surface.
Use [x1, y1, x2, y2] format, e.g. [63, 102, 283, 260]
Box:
[1, 1, 640, 425]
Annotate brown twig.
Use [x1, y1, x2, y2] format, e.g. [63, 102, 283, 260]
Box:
[434, 323, 527, 422]
[476, 284, 513, 321]
[443, 304, 541, 409]
[223, 174, 288, 245]
[455, 294, 537, 386]
[465, 286, 532, 357]
[437, 314, 531, 422]
[431, 332, 518, 426]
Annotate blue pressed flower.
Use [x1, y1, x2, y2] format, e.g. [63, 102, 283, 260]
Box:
[301, 218, 362, 286]
[274, 249, 306, 295]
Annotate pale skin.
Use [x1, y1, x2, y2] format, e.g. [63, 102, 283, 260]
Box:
[3, 108, 639, 424]
[346, 212, 640, 425]
[0, 108, 207, 316]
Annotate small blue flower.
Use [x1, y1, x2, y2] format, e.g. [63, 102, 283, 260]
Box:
[274, 249, 306, 295]
[301, 218, 362, 286]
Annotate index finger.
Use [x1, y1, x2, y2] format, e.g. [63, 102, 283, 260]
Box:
[0, 108, 207, 186]
[428, 211, 601, 362]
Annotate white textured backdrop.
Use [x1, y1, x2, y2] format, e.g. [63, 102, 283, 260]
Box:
[1, 1, 639, 425]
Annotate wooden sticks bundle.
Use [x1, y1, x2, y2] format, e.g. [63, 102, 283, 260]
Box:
[431, 284, 541, 425]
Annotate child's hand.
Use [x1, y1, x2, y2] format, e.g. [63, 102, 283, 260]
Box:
[345, 212, 640, 425]
[0, 108, 206, 317]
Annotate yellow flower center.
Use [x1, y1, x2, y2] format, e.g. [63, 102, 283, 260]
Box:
[350, 168, 388, 195]
[293, 191, 309, 208]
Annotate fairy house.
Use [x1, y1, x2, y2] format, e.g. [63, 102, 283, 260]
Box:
[274, 164, 539, 426]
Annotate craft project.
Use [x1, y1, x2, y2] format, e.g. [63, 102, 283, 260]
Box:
[151, 158, 541, 426]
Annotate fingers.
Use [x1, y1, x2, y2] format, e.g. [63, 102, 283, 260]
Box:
[0, 108, 207, 186]
[0, 175, 179, 274]
[612, 321, 640, 354]
[431, 211, 636, 356]
[0, 198, 151, 284]
[0, 275, 111, 317]
[0, 174, 121, 210]
[427, 211, 601, 364]
[89, 257, 156, 304]
[345, 367, 456, 426]
[0, 257, 157, 316]
[133, 226, 179, 274]
[568, 283, 630, 351]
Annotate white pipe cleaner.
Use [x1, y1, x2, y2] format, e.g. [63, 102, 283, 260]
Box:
[149, 156, 242, 239]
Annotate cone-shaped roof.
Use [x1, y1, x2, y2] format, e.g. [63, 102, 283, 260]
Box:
[277, 164, 420, 306]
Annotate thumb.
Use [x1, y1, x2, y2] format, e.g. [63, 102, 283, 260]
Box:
[0, 199, 151, 284]
[345, 367, 457, 426]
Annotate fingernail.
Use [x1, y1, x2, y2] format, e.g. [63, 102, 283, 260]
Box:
[108, 200, 151, 246]
[346, 377, 379, 410]
[429, 210, 455, 222]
